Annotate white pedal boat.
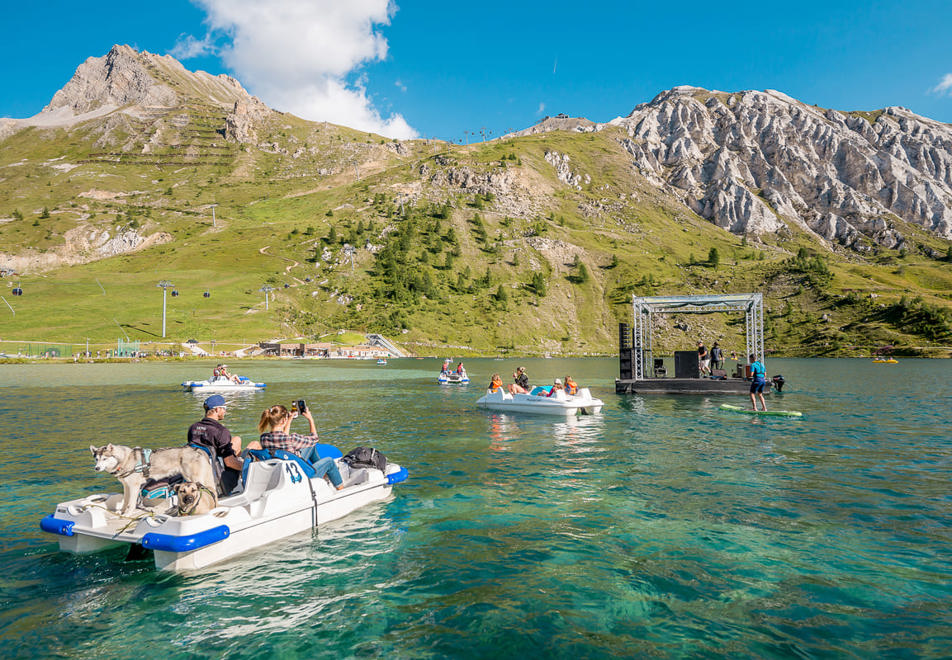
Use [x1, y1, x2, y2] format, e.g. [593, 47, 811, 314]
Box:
[40, 447, 407, 572]
[476, 386, 603, 416]
[438, 371, 470, 384]
[182, 376, 266, 392]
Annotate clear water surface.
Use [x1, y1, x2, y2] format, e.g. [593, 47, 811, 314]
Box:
[0, 358, 950, 658]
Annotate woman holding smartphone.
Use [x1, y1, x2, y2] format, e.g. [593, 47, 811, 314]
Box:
[257, 403, 343, 489]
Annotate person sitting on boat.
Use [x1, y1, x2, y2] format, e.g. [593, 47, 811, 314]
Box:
[748, 354, 768, 412]
[220, 364, 241, 384]
[563, 376, 579, 396]
[545, 378, 564, 397]
[212, 364, 224, 380]
[188, 394, 245, 494]
[456, 362, 465, 375]
[442, 358, 452, 375]
[257, 404, 343, 489]
[509, 366, 530, 394]
[488, 373, 504, 392]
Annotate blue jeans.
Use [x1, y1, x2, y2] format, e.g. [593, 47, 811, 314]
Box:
[299, 446, 342, 487]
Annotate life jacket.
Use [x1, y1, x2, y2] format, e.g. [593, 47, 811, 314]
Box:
[565, 383, 578, 395]
[490, 378, 502, 392]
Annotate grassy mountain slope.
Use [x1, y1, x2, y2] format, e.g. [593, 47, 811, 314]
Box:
[1, 82, 951, 356]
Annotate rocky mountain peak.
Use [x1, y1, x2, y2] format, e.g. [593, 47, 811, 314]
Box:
[608, 85, 952, 248]
[44, 44, 176, 115]
[41, 44, 256, 119]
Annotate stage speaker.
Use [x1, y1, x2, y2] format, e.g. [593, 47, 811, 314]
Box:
[619, 348, 634, 380]
[674, 351, 699, 378]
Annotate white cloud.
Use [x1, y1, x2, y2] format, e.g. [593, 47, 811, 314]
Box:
[395, 79, 407, 92]
[170, 33, 216, 59]
[932, 73, 952, 96]
[537, 102, 546, 114]
[179, 0, 416, 138]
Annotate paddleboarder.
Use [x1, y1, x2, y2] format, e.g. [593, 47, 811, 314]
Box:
[748, 354, 767, 411]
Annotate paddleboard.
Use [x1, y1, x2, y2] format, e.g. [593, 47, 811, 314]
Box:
[719, 404, 802, 417]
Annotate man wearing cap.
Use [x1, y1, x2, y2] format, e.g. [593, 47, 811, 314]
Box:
[187, 394, 244, 494]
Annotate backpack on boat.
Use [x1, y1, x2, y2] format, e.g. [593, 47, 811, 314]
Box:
[140, 474, 184, 508]
[342, 447, 387, 472]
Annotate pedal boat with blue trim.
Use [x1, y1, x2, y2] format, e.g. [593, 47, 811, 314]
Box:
[475, 386, 603, 416]
[437, 371, 470, 384]
[181, 376, 266, 392]
[40, 444, 408, 572]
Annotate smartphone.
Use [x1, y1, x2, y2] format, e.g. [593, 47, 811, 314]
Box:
[296, 399, 307, 414]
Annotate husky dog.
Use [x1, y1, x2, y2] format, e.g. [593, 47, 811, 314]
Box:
[89, 444, 215, 515]
[173, 481, 218, 516]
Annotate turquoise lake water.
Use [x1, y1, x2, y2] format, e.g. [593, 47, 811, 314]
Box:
[0, 358, 950, 658]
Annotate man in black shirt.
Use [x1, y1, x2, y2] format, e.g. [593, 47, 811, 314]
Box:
[187, 394, 244, 494]
[710, 342, 723, 372]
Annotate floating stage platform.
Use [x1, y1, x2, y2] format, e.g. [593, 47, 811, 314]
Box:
[615, 377, 770, 395]
[616, 293, 779, 397]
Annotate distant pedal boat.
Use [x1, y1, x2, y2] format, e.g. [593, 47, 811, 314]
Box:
[181, 376, 266, 392]
[476, 386, 603, 416]
[438, 371, 470, 384]
[40, 447, 408, 572]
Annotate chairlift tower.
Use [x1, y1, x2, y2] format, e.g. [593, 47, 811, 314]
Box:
[157, 280, 173, 338]
[260, 285, 276, 311]
[342, 243, 355, 274]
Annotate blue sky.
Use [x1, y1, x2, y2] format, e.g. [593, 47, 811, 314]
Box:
[2, 0, 951, 140]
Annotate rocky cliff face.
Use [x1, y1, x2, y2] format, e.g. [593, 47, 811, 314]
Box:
[224, 96, 271, 144]
[45, 45, 177, 115]
[608, 86, 952, 248]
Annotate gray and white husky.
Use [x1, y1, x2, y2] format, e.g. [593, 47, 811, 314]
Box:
[89, 444, 215, 515]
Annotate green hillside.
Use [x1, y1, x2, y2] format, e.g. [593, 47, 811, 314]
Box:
[2, 100, 951, 357]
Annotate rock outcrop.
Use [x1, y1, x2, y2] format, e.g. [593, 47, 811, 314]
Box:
[224, 96, 271, 144]
[608, 86, 952, 247]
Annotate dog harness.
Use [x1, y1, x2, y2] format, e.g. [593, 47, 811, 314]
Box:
[115, 447, 153, 479]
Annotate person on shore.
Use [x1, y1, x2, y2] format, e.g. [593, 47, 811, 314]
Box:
[730, 350, 738, 361]
[748, 354, 768, 411]
[488, 373, 503, 392]
[187, 394, 245, 494]
[257, 404, 343, 489]
[710, 342, 723, 373]
[697, 342, 710, 376]
[563, 376, 579, 395]
[510, 366, 530, 394]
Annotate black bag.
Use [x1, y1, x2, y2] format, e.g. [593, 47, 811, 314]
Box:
[342, 447, 387, 472]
